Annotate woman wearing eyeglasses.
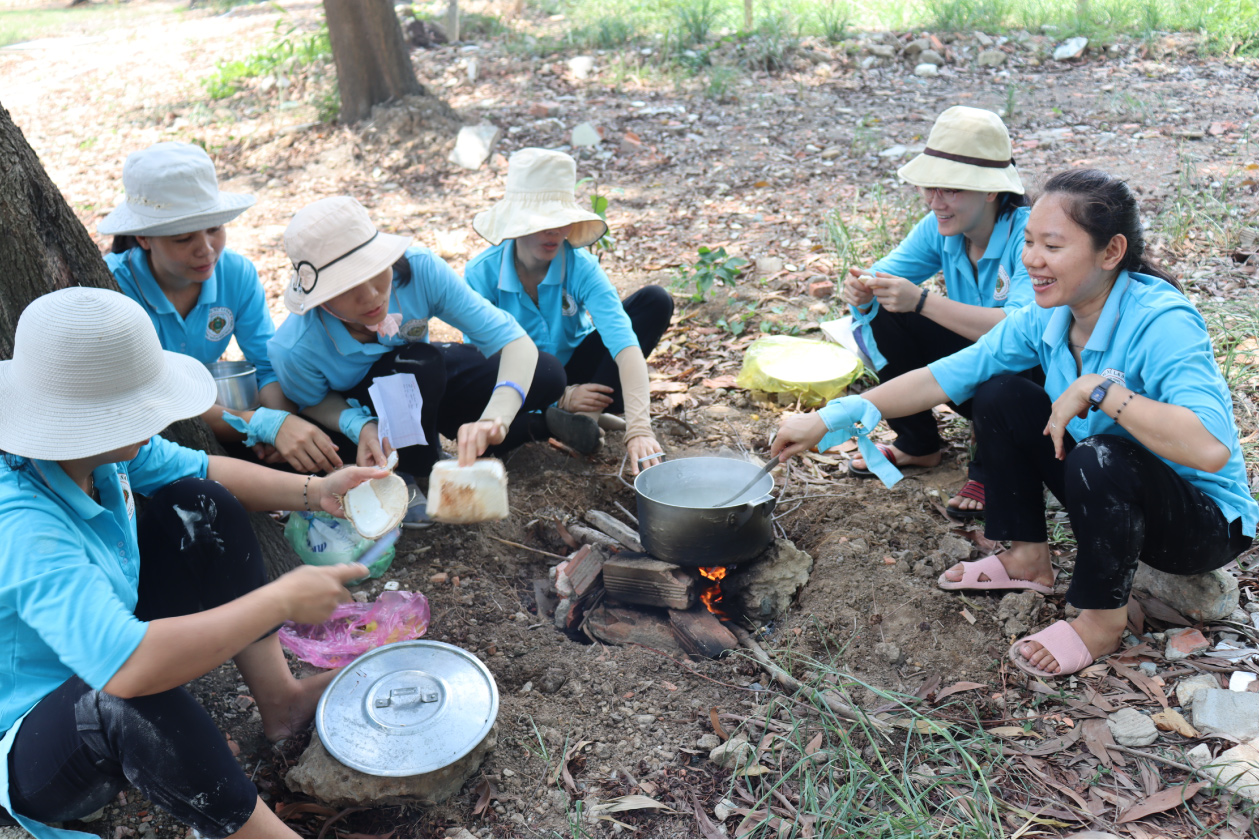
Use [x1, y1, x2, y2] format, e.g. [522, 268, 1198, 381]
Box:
[267, 197, 565, 523]
[843, 106, 1039, 520]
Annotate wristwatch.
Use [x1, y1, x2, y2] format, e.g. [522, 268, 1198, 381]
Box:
[1088, 378, 1114, 411]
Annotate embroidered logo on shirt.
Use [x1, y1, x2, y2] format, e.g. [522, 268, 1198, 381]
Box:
[1102, 368, 1126, 387]
[205, 307, 234, 341]
[400, 318, 429, 342]
[994, 265, 1011, 302]
[118, 471, 135, 521]
[561, 290, 578, 317]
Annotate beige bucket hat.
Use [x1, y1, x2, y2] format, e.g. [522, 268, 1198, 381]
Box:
[473, 148, 608, 249]
[897, 106, 1024, 195]
[98, 142, 256, 237]
[0, 288, 217, 460]
[283, 197, 412, 315]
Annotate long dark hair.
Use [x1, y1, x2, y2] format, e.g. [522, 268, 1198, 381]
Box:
[997, 190, 1028, 218]
[111, 234, 141, 254]
[1040, 169, 1180, 291]
[391, 254, 413, 287]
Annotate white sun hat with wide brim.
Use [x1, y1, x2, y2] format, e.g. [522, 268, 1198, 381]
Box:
[473, 148, 608, 249]
[0, 287, 217, 461]
[97, 142, 256, 237]
[897, 106, 1024, 195]
[282, 197, 412, 315]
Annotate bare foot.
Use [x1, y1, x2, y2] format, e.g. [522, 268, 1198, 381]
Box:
[1018, 608, 1127, 674]
[941, 543, 1053, 590]
[850, 444, 941, 472]
[257, 668, 341, 742]
[947, 492, 983, 514]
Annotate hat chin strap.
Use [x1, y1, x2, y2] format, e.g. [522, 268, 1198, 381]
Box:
[924, 146, 1014, 169]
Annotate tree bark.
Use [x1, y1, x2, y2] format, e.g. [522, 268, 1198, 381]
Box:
[0, 101, 300, 578]
[325, 0, 425, 124]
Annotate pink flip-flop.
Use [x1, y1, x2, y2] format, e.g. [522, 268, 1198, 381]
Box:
[936, 554, 1053, 595]
[1008, 620, 1096, 678]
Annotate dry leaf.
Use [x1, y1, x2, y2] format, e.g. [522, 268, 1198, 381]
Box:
[1150, 708, 1198, 738]
[472, 777, 495, 816]
[1117, 782, 1207, 823]
[738, 763, 772, 777]
[988, 725, 1041, 738]
[710, 707, 728, 740]
[960, 608, 976, 625]
[936, 681, 987, 701]
[804, 732, 824, 755]
[688, 792, 726, 840]
[701, 375, 738, 389]
[649, 380, 689, 393]
[589, 795, 676, 815]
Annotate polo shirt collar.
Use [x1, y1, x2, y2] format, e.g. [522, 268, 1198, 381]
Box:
[27, 459, 108, 520]
[315, 290, 402, 356]
[943, 210, 1016, 264]
[496, 241, 567, 293]
[126, 247, 221, 313]
[1042, 270, 1134, 350]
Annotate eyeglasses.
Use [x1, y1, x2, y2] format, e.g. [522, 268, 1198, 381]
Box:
[291, 232, 379, 294]
[922, 187, 962, 201]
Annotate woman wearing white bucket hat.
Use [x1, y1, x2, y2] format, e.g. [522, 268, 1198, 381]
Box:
[268, 197, 565, 512]
[842, 106, 1042, 520]
[465, 148, 673, 473]
[102, 142, 342, 475]
[0, 288, 388, 838]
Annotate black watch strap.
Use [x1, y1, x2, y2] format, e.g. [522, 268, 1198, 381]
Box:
[1088, 378, 1113, 411]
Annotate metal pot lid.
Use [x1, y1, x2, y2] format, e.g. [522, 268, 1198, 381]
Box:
[316, 640, 499, 777]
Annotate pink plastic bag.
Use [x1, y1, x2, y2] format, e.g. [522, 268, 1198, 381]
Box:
[278, 591, 430, 668]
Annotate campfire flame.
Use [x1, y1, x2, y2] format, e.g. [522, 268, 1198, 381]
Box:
[698, 566, 728, 616]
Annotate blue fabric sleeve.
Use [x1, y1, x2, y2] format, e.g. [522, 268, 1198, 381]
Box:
[126, 436, 209, 495]
[570, 250, 638, 358]
[869, 213, 943, 285]
[463, 247, 501, 304]
[267, 323, 332, 410]
[1002, 211, 1035, 310]
[928, 305, 1043, 404]
[413, 251, 525, 355]
[225, 255, 280, 389]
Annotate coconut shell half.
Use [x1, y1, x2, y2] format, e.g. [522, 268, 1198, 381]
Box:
[340, 473, 409, 539]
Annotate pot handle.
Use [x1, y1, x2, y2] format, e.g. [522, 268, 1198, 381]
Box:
[725, 494, 774, 529]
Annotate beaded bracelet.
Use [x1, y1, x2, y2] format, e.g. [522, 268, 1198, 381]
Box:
[914, 287, 930, 314]
[1112, 392, 1136, 421]
[303, 474, 315, 511]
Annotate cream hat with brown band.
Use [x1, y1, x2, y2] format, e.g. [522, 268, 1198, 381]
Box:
[283, 197, 412, 315]
[98, 142, 256, 237]
[0, 288, 217, 460]
[897, 106, 1024, 195]
[473, 148, 608, 249]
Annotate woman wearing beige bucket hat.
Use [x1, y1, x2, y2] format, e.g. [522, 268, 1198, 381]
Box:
[842, 106, 1042, 520]
[0, 288, 388, 838]
[465, 148, 673, 474]
[101, 141, 341, 475]
[268, 197, 566, 518]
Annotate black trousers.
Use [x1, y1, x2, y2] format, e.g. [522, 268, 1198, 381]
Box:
[563, 285, 674, 414]
[974, 375, 1253, 610]
[321, 341, 567, 479]
[869, 306, 1042, 483]
[5, 479, 264, 835]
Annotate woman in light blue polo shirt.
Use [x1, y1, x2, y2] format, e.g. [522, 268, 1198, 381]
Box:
[0, 288, 385, 838]
[269, 196, 565, 502]
[774, 169, 1255, 678]
[843, 107, 1037, 521]
[466, 148, 672, 474]
[101, 142, 342, 475]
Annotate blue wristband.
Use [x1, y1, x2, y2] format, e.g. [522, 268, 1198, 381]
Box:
[493, 380, 527, 405]
[339, 400, 376, 444]
[222, 407, 289, 447]
[817, 395, 903, 489]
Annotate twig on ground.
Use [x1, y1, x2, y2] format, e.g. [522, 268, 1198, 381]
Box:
[489, 536, 569, 561]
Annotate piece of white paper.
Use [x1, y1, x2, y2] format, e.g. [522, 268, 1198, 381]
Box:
[368, 373, 427, 450]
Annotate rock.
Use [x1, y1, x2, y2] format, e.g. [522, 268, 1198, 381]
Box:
[448, 124, 501, 170]
[867, 44, 896, 58]
[808, 279, 835, 298]
[1138, 661, 1158, 676]
[571, 122, 602, 148]
[1189, 738, 1259, 802]
[724, 539, 814, 621]
[1133, 564, 1239, 621]
[553, 597, 571, 630]
[820, 146, 842, 160]
[938, 536, 972, 562]
[1165, 627, 1210, 661]
[1107, 708, 1158, 747]
[567, 55, 596, 80]
[538, 667, 567, 694]
[914, 63, 939, 78]
[878, 144, 908, 158]
[1186, 743, 1213, 764]
[1230, 671, 1258, 692]
[1192, 690, 1259, 741]
[1175, 674, 1219, 707]
[918, 49, 945, 66]
[1053, 36, 1088, 61]
[287, 724, 498, 807]
[903, 38, 931, 57]
[697, 733, 721, 750]
[709, 735, 755, 770]
[875, 642, 903, 665]
[974, 31, 994, 47]
[445, 829, 477, 839]
[997, 591, 1044, 637]
[859, 56, 882, 70]
[756, 256, 784, 275]
[977, 49, 1007, 67]
[714, 798, 737, 820]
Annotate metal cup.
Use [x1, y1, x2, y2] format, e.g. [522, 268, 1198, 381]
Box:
[206, 361, 259, 410]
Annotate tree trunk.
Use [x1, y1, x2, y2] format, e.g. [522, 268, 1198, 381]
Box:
[0, 101, 300, 578]
[446, 0, 460, 43]
[325, 0, 425, 124]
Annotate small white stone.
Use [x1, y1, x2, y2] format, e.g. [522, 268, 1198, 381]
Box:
[1107, 707, 1158, 747]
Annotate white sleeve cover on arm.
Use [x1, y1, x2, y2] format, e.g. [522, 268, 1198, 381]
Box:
[481, 335, 538, 425]
[614, 345, 653, 442]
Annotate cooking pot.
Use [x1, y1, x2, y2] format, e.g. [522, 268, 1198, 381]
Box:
[205, 360, 259, 411]
[634, 456, 776, 567]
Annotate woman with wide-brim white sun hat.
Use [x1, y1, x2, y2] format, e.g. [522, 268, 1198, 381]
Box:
[0, 287, 388, 839]
[842, 105, 1042, 520]
[101, 141, 343, 475]
[465, 148, 673, 473]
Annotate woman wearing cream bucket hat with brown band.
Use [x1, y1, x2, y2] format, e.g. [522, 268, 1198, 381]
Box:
[0, 287, 388, 838]
[843, 106, 1043, 520]
[465, 148, 674, 474]
[266, 196, 567, 522]
[100, 141, 342, 476]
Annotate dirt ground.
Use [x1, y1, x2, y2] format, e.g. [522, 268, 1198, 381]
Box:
[1, 1, 1257, 837]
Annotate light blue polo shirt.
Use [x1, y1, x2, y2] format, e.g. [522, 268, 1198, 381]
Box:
[0, 437, 209, 839]
[268, 246, 526, 409]
[929, 270, 1257, 537]
[464, 241, 638, 366]
[107, 247, 279, 389]
[870, 206, 1033, 310]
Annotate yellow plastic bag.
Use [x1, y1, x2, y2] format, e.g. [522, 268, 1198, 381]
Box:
[735, 335, 863, 407]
